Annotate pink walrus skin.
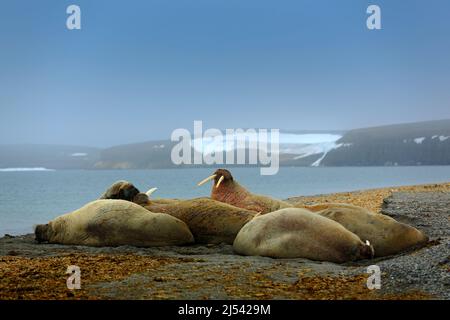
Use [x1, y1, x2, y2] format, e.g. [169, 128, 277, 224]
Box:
[197, 169, 291, 214]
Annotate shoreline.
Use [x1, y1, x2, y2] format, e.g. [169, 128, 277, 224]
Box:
[1, 182, 449, 300]
[286, 181, 450, 213]
[3, 181, 450, 238]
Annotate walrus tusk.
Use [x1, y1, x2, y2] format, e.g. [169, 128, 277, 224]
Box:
[197, 174, 216, 186]
[365, 240, 375, 258]
[146, 187, 158, 197]
[215, 175, 225, 188]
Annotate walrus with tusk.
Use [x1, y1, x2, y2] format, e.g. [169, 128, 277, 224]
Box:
[197, 169, 291, 214]
[300, 203, 429, 257]
[233, 208, 375, 263]
[98, 181, 256, 244]
[99, 180, 142, 203]
[99, 182, 181, 206]
[137, 189, 257, 245]
[34, 199, 194, 247]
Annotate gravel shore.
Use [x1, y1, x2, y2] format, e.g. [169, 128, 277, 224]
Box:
[1, 183, 449, 300]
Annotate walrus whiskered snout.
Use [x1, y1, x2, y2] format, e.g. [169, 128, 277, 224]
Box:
[197, 169, 233, 189]
[133, 193, 151, 206]
[362, 240, 375, 259]
[131, 187, 158, 206]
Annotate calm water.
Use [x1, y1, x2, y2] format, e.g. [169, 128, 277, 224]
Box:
[1, 166, 450, 235]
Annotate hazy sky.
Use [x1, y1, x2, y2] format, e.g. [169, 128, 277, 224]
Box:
[1, 0, 449, 147]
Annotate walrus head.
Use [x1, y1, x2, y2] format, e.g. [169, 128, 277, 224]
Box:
[133, 193, 151, 206]
[100, 181, 141, 202]
[34, 224, 51, 243]
[197, 168, 252, 207]
[361, 240, 375, 259]
[197, 169, 234, 189]
[131, 187, 159, 206]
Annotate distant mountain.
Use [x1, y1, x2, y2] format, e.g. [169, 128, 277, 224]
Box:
[320, 120, 450, 166]
[94, 131, 345, 169]
[94, 140, 177, 169]
[1, 120, 449, 169]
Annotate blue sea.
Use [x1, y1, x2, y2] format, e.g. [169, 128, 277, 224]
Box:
[1, 166, 450, 236]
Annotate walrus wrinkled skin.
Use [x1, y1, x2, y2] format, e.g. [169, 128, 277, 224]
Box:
[233, 208, 374, 263]
[34, 200, 194, 247]
[198, 169, 291, 214]
[141, 196, 256, 244]
[99, 180, 141, 202]
[304, 203, 429, 257]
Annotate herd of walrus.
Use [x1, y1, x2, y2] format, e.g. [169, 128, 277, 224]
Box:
[34, 169, 429, 263]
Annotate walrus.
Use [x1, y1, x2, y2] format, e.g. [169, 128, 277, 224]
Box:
[233, 208, 374, 263]
[137, 191, 256, 244]
[197, 169, 291, 214]
[34, 199, 194, 247]
[304, 203, 429, 257]
[99, 180, 141, 202]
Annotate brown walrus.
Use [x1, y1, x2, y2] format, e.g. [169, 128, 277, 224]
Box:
[137, 192, 256, 244]
[99, 180, 141, 202]
[302, 203, 429, 257]
[99, 181, 255, 244]
[233, 208, 374, 263]
[100, 182, 174, 205]
[35, 199, 194, 247]
[197, 169, 291, 214]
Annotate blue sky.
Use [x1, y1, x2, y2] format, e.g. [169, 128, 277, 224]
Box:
[0, 0, 449, 147]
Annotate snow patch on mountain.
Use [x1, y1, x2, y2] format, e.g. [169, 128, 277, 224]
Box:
[414, 137, 426, 144]
[435, 135, 449, 142]
[191, 133, 343, 155]
[404, 135, 449, 144]
[308, 143, 354, 167]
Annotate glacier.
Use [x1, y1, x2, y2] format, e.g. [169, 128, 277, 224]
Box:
[190, 132, 343, 166]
